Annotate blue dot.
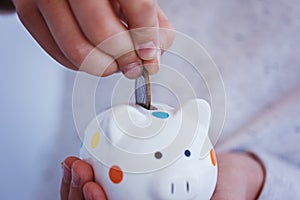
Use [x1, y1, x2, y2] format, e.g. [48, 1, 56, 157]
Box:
[152, 111, 169, 119]
[184, 150, 191, 157]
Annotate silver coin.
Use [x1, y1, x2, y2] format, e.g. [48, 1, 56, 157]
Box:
[135, 68, 151, 110]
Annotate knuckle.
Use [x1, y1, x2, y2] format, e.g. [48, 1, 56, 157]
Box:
[64, 43, 90, 67]
[88, 33, 104, 46]
[99, 33, 134, 58]
[131, 28, 158, 48]
[126, 0, 155, 14]
[137, 0, 155, 11]
[88, 28, 115, 46]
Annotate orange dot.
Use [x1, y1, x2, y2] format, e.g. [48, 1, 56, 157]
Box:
[109, 165, 123, 184]
[210, 149, 217, 166]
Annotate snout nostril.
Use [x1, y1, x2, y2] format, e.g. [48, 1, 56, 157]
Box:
[186, 181, 190, 193]
[171, 183, 174, 194]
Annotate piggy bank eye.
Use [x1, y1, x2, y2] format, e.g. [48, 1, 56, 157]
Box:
[154, 151, 163, 159]
[184, 149, 191, 157]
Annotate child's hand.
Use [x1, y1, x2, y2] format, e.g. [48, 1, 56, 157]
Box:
[61, 156, 107, 200]
[60, 152, 265, 200]
[211, 152, 265, 200]
[12, 0, 174, 78]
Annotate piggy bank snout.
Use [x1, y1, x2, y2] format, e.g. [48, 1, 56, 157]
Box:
[153, 173, 200, 200]
[169, 176, 199, 199]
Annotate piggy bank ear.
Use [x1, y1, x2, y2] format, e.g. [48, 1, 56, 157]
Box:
[174, 99, 211, 158]
[175, 98, 211, 132]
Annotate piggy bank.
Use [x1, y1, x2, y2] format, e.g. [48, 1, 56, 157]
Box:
[80, 99, 217, 200]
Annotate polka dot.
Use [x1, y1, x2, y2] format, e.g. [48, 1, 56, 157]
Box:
[152, 111, 169, 119]
[210, 149, 217, 166]
[184, 150, 191, 157]
[91, 132, 100, 149]
[154, 151, 162, 159]
[109, 165, 123, 184]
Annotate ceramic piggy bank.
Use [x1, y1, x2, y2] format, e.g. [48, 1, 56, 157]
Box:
[80, 99, 217, 200]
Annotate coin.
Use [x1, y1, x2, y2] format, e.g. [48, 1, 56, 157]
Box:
[135, 68, 151, 110]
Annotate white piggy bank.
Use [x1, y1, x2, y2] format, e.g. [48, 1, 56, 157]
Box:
[80, 99, 217, 200]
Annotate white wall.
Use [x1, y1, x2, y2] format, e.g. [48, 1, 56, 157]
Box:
[0, 14, 66, 200]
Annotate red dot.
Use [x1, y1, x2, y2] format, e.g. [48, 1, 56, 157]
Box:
[109, 165, 123, 184]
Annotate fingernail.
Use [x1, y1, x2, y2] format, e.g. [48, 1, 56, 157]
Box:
[137, 41, 157, 60]
[123, 62, 143, 79]
[71, 170, 81, 187]
[157, 48, 161, 66]
[84, 188, 94, 200]
[62, 162, 71, 183]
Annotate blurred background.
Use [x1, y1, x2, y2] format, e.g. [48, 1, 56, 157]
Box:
[0, 13, 76, 199]
[1, 0, 300, 199]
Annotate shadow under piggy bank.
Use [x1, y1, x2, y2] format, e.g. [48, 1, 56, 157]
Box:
[80, 99, 217, 200]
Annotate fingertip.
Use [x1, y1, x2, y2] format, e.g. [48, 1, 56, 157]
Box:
[145, 65, 158, 75]
[143, 58, 159, 75]
[63, 156, 80, 169]
[71, 160, 94, 181]
[120, 62, 143, 79]
[70, 160, 94, 189]
[130, 27, 159, 61]
[98, 62, 119, 77]
[136, 41, 158, 60]
[83, 182, 107, 200]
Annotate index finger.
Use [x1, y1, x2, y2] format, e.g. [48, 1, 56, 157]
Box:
[119, 0, 159, 61]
